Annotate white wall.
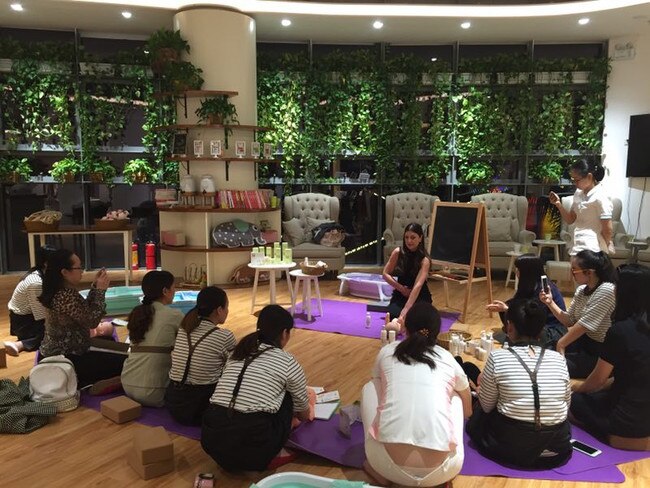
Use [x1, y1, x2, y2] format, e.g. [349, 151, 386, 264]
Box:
[603, 33, 650, 238]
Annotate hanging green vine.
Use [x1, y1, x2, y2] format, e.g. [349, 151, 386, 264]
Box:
[534, 91, 574, 154]
[577, 90, 605, 154]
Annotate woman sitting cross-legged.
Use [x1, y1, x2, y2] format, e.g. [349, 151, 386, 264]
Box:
[38, 249, 125, 389]
[571, 263, 650, 442]
[487, 254, 566, 349]
[201, 305, 311, 472]
[120, 270, 183, 407]
[540, 249, 616, 378]
[165, 286, 235, 425]
[466, 299, 572, 469]
[361, 302, 472, 487]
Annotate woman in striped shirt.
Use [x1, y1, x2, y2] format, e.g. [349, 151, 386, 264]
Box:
[201, 305, 311, 472]
[5, 245, 56, 356]
[165, 286, 235, 425]
[540, 249, 616, 378]
[467, 299, 572, 469]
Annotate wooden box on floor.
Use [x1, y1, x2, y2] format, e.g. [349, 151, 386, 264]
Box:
[127, 426, 174, 480]
[0, 348, 6, 368]
[100, 395, 141, 424]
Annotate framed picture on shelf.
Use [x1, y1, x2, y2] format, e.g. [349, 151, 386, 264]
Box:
[171, 133, 188, 157]
[236, 141, 246, 157]
[251, 141, 261, 158]
[263, 143, 273, 159]
[210, 140, 222, 158]
[193, 140, 204, 157]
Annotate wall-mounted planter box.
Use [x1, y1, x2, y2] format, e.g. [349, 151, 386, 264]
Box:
[0, 59, 12, 73]
[457, 73, 490, 85]
[534, 72, 569, 84]
[496, 72, 529, 84]
[572, 71, 590, 84]
[422, 73, 453, 85]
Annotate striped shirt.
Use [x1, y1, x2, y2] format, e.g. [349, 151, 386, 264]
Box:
[8, 271, 46, 321]
[479, 345, 570, 425]
[210, 343, 309, 414]
[567, 282, 615, 343]
[169, 319, 236, 385]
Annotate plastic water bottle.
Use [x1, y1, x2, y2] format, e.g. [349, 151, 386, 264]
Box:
[365, 312, 372, 329]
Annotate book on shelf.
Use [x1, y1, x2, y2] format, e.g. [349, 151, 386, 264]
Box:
[215, 190, 275, 210]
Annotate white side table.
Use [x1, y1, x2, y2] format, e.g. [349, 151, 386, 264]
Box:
[289, 269, 324, 321]
[248, 262, 296, 314]
[533, 239, 566, 261]
[505, 250, 524, 289]
[628, 240, 649, 264]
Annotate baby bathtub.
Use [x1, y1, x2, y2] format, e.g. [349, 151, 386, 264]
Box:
[255, 471, 375, 488]
[337, 272, 394, 302]
[79, 287, 199, 316]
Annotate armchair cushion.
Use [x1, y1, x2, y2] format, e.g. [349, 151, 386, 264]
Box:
[283, 218, 307, 247]
[487, 217, 512, 242]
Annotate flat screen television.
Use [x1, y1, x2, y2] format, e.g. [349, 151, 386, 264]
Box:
[626, 114, 650, 177]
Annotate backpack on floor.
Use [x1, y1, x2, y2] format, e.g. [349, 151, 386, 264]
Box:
[29, 355, 80, 412]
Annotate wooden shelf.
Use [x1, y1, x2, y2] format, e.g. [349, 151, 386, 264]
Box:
[161, 244, 255, 253]
[153, 124, 273, 132]
[167, 156, 280, 163]
[159, 207, 279, 213]
[153, 90, 238, 99]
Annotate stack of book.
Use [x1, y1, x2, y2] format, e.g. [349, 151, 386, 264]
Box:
[217, 189, 274, 209]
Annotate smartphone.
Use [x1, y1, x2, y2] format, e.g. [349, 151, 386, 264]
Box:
[541, 274, 550, 294]
[570, 439, 602, 457]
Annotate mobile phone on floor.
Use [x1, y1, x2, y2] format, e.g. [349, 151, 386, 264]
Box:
[541, 274, 550, 294]
[570, 439, 602, 457]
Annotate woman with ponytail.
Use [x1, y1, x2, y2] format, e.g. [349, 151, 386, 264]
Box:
[201, 305, 310, 472]
[121, 270, 182, 406]
[361, 302, 472, 487]
[166, 286, 234, 425]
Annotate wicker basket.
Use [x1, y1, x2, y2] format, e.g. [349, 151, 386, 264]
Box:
[437, 330, 473, 350]
[23, 221, 60, 232]
[94, 218, 129, 230]
[300, 263, 327, 276]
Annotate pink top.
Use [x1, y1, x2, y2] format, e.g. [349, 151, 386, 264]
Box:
[370, 341, 469, 451]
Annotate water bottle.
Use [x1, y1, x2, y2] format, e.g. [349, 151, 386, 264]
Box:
[365, 312, 372, 329]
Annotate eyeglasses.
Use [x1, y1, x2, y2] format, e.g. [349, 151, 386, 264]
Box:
[571, 268, 589, 275]
[570, 176, 585, 183]
[68, 267, 84, 270]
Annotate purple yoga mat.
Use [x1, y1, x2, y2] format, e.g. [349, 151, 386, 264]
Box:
[291, 299, 459, 339]
[80, 391, 201, 440]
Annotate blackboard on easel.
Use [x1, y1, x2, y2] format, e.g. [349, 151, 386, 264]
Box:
[426, 201, 493, 322]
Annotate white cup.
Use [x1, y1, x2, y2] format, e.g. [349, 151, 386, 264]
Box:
[513, 243, 522, 253]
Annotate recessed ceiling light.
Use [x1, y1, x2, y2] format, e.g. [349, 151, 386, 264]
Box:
[10, 3, 23, 11]
[578, 17, 590, 25]
[461, 21, 471, 29]
[373, 20, 384, 30]
[281, 19, 292, 27]
[122, 11, 132, 19]
[431, 57, 438, 62]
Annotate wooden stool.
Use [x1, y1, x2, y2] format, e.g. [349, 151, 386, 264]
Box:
[290, 269, 324, 321]
[609, 435, 650, 451]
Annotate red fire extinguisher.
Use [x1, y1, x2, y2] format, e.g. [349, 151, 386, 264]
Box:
[131, 242, 139, 270]
[146, 242, 156, 270]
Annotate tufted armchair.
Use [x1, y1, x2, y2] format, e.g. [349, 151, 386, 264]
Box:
[383, 193, 439, 263]
[638, 238, 650, 267]
[557, 195, 631, 266]
[470, 193, 536, 270]
[283, 193, 346, 272]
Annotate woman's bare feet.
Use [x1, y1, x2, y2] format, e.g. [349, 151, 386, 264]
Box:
[4, 341, 23, 357]
[363, 460, 390, 486]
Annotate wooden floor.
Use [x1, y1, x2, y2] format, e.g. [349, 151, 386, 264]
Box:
[0, 270, 647, 487]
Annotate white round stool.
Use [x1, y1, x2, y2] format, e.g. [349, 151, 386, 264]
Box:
[290, 269, 324, 321]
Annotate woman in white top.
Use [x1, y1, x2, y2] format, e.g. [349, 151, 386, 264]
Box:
[5, 245, 57, 356]
[540, 249, 616, 378]
[549, 159, 613, 255]
[165, 286, 235, 425]
[467, 299, 572, 468]
[121, 270, 183, 407]
[361, 302, 472, 487]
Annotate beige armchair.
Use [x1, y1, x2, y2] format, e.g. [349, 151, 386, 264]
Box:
[638, 239, 650, 266]
[470, 193, 536, 270]
[283, 193, 346, 272]
[558, 196, 631, 266]
[383, 192, 439, 263]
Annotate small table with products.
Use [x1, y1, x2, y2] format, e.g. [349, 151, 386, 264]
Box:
[533, 239, 566, 262]
[248, 262, 296, 314]
[289, 269, 324, 321]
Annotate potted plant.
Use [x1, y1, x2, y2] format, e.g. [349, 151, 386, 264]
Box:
[529, 159, 564, 184]
[0, 156, 31, 183]
[458, 160, 495, 185]
[50, 157, 81, 183]
[162, 61, 204, 93]
[82, 157, 117, 183]
[146, 29, 190, 73]
[195, 96, 239, 125]
[123, 158, 156, 184]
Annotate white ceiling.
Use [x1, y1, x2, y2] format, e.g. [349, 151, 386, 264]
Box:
[2, 1, 650, 44]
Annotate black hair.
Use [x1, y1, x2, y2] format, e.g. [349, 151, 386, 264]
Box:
[613, 264, 650, 332]
[38, 248, 75, 308]
[398, 222, 429, 281]
[181, 286, 228, 333]
[505, 299, 547, 339]
[23, 245, 57, 280]
[393, 302, 440, 370]
[570, 158, 606, 183]
[513, 254, 545, 300]
[127, 270, 175, 344]
[574, 249, 616, 284]
[231, 305, 293, 360]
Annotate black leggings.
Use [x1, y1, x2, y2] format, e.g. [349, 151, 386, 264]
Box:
[9, 311, 44, 351]
[165, 382, 216, 426]
[565, 334, 602, 379]
[64, 351, 126, 388]
[201, 393, 294, 472]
